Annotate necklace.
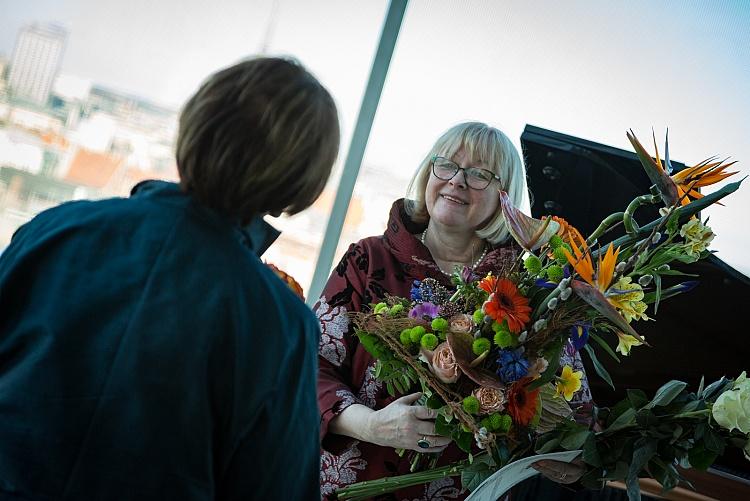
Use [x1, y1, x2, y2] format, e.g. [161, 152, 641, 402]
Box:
[420, 230, 488, 277]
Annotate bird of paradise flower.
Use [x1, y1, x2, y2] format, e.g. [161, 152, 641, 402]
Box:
[627, 130, 738, 207]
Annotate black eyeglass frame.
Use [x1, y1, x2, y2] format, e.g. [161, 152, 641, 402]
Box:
[430, 155, 501, 190]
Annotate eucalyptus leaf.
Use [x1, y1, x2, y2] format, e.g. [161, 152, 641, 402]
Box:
[607, 408, 637, 433]
[644, 380, 687, 409]
[627, 389, 648, 409]
[561, 429, 592, 450]
[635, 408, 658, 429]
[582, 433, 603, 467]
[688, 442, 718, 470]
[702, 376, 731, 400]
[627, 437, 657, 492]
[535, 434, 561, 454]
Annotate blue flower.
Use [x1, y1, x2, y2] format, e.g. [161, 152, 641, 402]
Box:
[570, 322, 590, 351]
[410, 280, 423, 301]
[496, 348, 529, 383]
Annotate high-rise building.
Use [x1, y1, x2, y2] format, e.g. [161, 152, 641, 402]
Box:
[8, 24, 68, 105]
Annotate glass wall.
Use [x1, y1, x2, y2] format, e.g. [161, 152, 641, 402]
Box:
[0, 0, 388, 295]
[337, 0, 750, 278]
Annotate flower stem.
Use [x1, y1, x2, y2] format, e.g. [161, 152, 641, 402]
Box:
[586, 212, 625, 245]
[334, 461, 469, 500]
[674, 409, 712, 419]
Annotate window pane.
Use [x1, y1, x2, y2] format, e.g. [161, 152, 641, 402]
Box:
[0, 0, 390, 297]
[336, 0, 750, 277]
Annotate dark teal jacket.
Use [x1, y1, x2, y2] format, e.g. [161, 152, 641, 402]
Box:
[0, 181, 320, 500]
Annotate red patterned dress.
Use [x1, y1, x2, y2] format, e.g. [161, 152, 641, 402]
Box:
[316, 200, 592, 500]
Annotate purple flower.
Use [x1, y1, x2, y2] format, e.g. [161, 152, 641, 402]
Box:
[496, 348, 529, 383]
[570, 322, 590, 351]
[409, 302, 440, 320]
[410, 280, 423, 301]
[460, 266, 478, 284]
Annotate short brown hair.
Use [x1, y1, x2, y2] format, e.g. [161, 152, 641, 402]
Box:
[176, 57, 339, 220]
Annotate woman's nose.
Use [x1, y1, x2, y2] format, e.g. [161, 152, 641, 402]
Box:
[449, 169, 468, 189]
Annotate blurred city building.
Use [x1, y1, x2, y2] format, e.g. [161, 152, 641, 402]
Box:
[8, 24, 67, 106]
[0, 25, 179, 247]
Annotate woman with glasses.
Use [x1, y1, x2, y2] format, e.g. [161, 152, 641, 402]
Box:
[316, 122, 591, 499]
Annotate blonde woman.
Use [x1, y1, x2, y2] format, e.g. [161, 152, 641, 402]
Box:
[317, 122, 590, 499]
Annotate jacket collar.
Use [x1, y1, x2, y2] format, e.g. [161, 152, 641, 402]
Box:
[131, 180, 280, 256]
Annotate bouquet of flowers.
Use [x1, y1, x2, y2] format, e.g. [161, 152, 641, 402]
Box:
[335, 131, 747, 501]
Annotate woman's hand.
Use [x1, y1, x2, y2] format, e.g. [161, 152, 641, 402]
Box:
[530, 458, 586, 485]
[365, 392, 452, 453]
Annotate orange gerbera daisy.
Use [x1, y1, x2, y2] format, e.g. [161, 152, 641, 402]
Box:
[482, 278, 531, 333]
[506, 377, 540, 427]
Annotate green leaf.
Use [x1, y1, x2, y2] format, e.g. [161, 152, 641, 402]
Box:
[434, 414, 453, 437]
[625, 472, 641, 501]
[627, 389, 648, 409]
[561, 429, 592, 450]
[600, 460, 629, 480]
[589, 332, 621, 363]
[696, 376, 705, 399]
[702, 377, 731, 400]
[688, 442, 718, 470]
[644, 380, 688, 409]
[454, 430, 473, 453]
[535, 434, 561, 454]
[628, 438, 657, 484]
[426, 394, 445, 410]
[653, 273, 662, 314]
[583, 344, 615, 390]
[461, 461, 492, 492]
[678, 399, 704, 414]
[582, 433, 603, 467]
[635, 408, 658, 429]
[702, 426, 726, 455]
[606, 407, 637, 433]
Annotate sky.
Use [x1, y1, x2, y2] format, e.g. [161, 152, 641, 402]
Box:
[1, 0, 749, 277]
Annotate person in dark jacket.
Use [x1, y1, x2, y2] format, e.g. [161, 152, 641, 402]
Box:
[0, 56, 339, 500]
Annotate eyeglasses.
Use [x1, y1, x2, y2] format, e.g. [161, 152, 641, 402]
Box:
[430, 156, 500, 190]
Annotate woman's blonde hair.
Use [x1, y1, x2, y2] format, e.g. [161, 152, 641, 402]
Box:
[406, 121, 527, 244]
[176, 57, 340, 222]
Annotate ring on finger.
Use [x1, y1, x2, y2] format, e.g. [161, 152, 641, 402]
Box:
[417, 436, 431, 449]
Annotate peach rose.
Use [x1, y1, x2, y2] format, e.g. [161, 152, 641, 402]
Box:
[429, 342, 461, 384]
[449, 314, 474, 334]
[527, 358, 549, 379]
[472, 386, 506, 414]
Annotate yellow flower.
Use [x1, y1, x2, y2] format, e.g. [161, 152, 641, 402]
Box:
[616, 331, 644, 356]
[679, 218, 714, 257]
[608, 277, 649, 323]
[555, 365, 583, 401]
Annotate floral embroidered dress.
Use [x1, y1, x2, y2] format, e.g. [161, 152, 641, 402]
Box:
[316, 199, 592, 500]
